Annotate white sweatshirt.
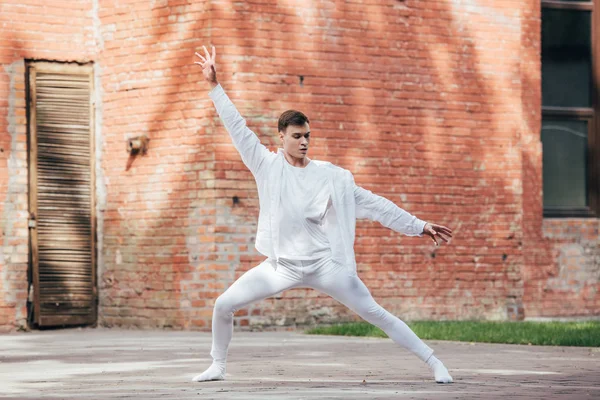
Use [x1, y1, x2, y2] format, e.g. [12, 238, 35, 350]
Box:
[278, 160, 332, 260]
[209, 84, 427, 276]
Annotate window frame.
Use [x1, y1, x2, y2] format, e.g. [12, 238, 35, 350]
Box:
[541, 0, 600, 218]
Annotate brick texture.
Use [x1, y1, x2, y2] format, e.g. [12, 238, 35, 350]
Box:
[519, 2, 600, 319]
[0, 0, 597, 332]
[0, 0, 96, 332]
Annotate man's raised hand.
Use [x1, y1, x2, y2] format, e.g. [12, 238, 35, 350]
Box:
[195, 45, 218, 88]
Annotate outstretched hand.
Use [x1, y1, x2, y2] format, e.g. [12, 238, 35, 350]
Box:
[195, 45, 218, 88]
[423, 223, 452, 246]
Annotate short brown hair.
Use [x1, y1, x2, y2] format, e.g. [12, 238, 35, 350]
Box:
[278, 110, 309, 133]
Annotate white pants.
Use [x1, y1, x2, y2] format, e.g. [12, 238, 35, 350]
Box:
[210, 256, 434, 363]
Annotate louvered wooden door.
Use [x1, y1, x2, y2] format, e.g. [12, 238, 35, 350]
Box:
[27, 62, 96, 327]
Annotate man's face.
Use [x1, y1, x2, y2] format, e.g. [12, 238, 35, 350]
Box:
[279, 123, 310, 159]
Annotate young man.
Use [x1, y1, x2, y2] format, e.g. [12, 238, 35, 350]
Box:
[193, 46, 454, 384]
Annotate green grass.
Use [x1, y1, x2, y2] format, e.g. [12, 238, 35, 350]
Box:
[306, 320, 600, 347]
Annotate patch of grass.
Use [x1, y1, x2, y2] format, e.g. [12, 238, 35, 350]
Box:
[306, 320, 600, 347]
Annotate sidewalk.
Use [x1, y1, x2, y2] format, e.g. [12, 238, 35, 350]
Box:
[0, 329, 598, 399]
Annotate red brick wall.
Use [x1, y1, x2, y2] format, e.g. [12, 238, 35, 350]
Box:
[524, 221, 600, 318]
[0, 0, 597, 332]
[208, 0, 528, 325]
[0, 0, 96, 332]
[95, 0, 215, 328]
[520, 2, 600, 319]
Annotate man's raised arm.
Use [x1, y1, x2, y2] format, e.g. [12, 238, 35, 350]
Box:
[195, 46, 272, 176]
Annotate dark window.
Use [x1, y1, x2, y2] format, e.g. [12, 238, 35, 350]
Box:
[541, 0, 599, 217]
[542, 9, 591, 108]
[542, 119, 588, 208]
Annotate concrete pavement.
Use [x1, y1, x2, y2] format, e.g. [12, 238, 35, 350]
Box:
[0, 329, 598, 399]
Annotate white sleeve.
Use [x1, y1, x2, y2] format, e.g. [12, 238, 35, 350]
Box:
[354, 184, 426, 237]
[209, 84, 272, 176]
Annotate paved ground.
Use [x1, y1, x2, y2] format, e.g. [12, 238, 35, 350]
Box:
[0, 329, 598, 399]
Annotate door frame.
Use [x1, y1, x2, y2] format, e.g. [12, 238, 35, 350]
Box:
[26, 61, 97, 327]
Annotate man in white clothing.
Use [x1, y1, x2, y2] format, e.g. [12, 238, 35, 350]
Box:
[193, 46, 454, 384]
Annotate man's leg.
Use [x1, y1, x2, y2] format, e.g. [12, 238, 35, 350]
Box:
[192, 258, 299, 382]
[307, 259, 453, 383]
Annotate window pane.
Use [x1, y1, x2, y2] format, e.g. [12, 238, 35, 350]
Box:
[542, 9, 592, 107]
[542, 119, 588, 208]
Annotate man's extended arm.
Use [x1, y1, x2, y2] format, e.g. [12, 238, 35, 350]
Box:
[354, 184, 427, 237]
[354, 182, 453, 245]
[196, 46, 271, 176]
[208, 85, 271, 176]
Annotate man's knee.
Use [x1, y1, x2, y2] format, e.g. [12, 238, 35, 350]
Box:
[357, 302, 389, 323]
[214, 294, 234, 317]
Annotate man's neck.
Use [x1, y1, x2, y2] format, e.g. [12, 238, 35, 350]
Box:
[283, 151, 310, 168]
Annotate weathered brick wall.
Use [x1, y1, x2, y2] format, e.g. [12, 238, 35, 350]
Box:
[0, 0, 598, 332]
[524, 221, 600, 318]
[96, 0, 215, 328]
[209, 0, 527, 326]
[0, 0, 96, 332]
[519, 2, 600, 319]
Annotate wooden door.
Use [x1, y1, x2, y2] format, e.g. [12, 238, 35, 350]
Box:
[27, 62, 96, 327]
